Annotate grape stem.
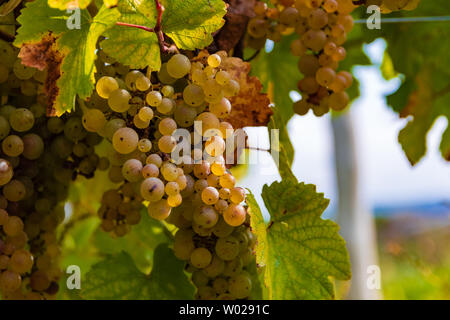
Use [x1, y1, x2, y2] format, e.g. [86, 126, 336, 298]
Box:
[115, 0, 169, 53]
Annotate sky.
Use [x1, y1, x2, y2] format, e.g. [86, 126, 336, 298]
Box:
[238, 39, 450, 218]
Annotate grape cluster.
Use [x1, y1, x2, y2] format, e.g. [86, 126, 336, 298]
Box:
[247, 0, 420, 116]
[91, 50, 255, 298]
[0, 40, 107, 299]
[360, 0, 420, 12]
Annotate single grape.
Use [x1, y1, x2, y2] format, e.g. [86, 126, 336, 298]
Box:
[190, 247, 212, 269]
[108, 89, 131, 112]
[147, 199, 171, 220]
[167, 54, 191, 79]
[112, 127, 138, 154]
[96, 76, 119, 99]
[140, 177, 165, 201]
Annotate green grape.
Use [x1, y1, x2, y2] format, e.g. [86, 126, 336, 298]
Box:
[0, 105, 15, 119]
[215, 70, 231, 85]
[193, 161, 211, 179]
[190, 247, 212, 269]
[209, 97, 231, 119]
[64, 117, 87, 143]
[161, 85, 174, 97]
[223, 257, 243, 277]
[173, 232, 195, 261]
[82, 108, 107, 133]
[247, 18, 268, 38]
[203, 255, 225, 278]
[207, 54, 222, 68]
[30, 103, 46, 118]
[3, 215, 24, 236]
[97, 157, 110, 171]
[146, 91, 162, 107]
[158, 117, 177, 135]
[165, 181, 180, 196]
[202, 79, 223, 100]
[138, 106, 154, 122]
[140, 177, 164, 201]
[122, 159, 143, 182]
[193, 205, 219, 228]
[192, 271, 209, 287]
[9, 108, 35, 132]
[96, 76, 119, 99]
[174, 104, 197, 127]
[30, 270, 50, 292]
[0, 116, 10, 140]
[22, 133, 44, 160]
[9, 249, 34, 274]
[201, 187, 219, 205]
[230, 187, 245, 204]
[146, 154, 162, 167]
[46, 117, 64, 134]
[191, 68, 207, 85]
[0, 270, 22, 293]
[142, 163, 159, 178]
[157, 63, 177, 84]
[108, 89, 131, 112]
[20, 80, 37, 96]
[13, 59, 36, 80]
[157, 98, 175, 115]
[133, 114, 150, 129]
[135, 75, 151, 91]
[104, 118, 126, 140]
[183, 84, 205, 107]
[112, 127, 138, 154]
[147, 199, 171, 220]
[167, 54, 191, 79]
[195, 112, 220, 136]
[167, 194, 182, 207]
[212, 217, 234, 238]
[215, 235, 240, 261]
[137, 139, 152, 152]
[124, 70, 144, 91]
[228, 273, 252, 299]
[0, 159, 13, 186]
[161, 162, 179, 181]
[2, 135, 24, 157]
[213, 277, 228, 295]
[158, 135, 177, 153]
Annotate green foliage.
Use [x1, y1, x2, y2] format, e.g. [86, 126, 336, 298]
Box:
[82, 243, 195, 299]
[15, 0, 120, 115]
[93, 210, 170, 272]
[101, 0, 160, 70]
[246, 182, 351, 300]
[368, 0, 450, 164]
[160, 0, 226, 50]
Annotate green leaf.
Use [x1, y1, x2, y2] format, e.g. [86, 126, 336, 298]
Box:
[47, 0, 92, 10]
[378, 0, 450, 164]
[101, 0, 161, 70]
[160, 0, 226, 50]
[15, 1, 120, 114]
[250, 35, 300, 124]
[82, 243, 195, 300]
[93, 209, 171, 273]
[246, 182, 351, 300]
[268, 107, 295, 180]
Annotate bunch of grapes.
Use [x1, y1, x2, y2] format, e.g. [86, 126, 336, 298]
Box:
[359, 0, 420, 12]
[248, 0, 357, 116]
[0, 40, 107, 299]
[247, 0, 420, 116]
[91, 50, 255, 299]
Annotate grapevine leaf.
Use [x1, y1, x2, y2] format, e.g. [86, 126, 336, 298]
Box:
[160, 0, 226, 50]
[100, 0, 161, 70]
[15, 0, 120, 115]
[251, 34, 300, 124]
[82, 243, 194, 300]
[268, 106, 295, 179]
[47, 0, 92, 10]
[93, 209, 170, 272]
[374, 0, 450, 164]
[246, 182, 351, 300]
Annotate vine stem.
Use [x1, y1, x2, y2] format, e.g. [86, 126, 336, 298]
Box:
[115, 0, 168, 53]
